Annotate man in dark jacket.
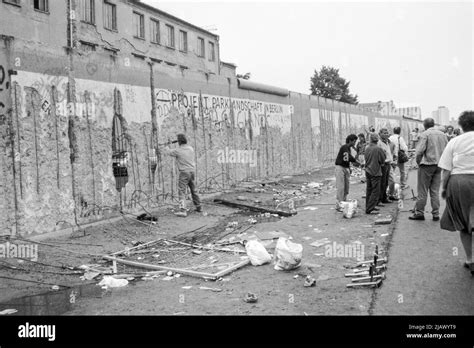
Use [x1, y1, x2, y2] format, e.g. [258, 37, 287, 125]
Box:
[335, 134, 358, 211]
[364, 133, 387, 214]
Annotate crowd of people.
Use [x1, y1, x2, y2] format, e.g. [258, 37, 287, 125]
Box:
[335, 111, 474, 275]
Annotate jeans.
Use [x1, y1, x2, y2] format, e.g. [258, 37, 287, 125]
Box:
[389, 161, 407, 195]
[178, 171, 201, 210]
[379, 163, 390, 203]
[414, 165, 442, 216]
[366, 172, 381, 213]
[335, 165, 350, 205]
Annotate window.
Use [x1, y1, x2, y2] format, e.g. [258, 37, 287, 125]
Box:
[80, 0, 95, 24]
[179, 30, 187, 52]
[34, 0, 48, 12]
[133, 12, 144, 39]
[208, 41, 215, 61]
[103, 1, 117, 31]
[150, 19, 160, 44]
[165, 24, 175, 48]
[197, 37, 205, 57]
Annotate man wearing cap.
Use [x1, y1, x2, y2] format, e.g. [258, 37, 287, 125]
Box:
[163, 134, 202, 217]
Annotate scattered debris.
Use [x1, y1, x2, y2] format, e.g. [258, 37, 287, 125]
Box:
[51, 285, 60, 291]
[137, 213, 158, 222]
[310, 238, 330, 248]
[303, 207, 318, 211]
[374, 217, 393, 225]
[236, 196, 248, 201]
[214, 199, 297, 217]
[245, 240, 272, 266]
[243, 292, 258, 303]
[274, 237, 303, 271]
[199, 286, 222, 292]
[98, 276, 129, 288]
[182, 286, 192, 289]
[192, 250, 203, 255]
[0, 309, 18, 315]
[304, 275, 316, 287]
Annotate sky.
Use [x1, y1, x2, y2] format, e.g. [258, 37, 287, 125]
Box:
[143, 0, 473, 120]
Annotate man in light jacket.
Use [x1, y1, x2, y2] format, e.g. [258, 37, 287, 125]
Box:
[389, 126, 409, 194]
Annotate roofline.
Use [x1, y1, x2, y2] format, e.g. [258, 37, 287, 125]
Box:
[129, 1, 219, 40]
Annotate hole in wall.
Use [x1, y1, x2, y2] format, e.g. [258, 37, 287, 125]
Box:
[112, 114, 129, 192]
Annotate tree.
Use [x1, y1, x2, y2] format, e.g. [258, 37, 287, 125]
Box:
[310, 65, 358, 105]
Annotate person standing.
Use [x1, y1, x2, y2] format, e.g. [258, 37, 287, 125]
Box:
[446, 125, 456, 142]
[410, 128, 420, 150]
[163, 133, 202, 217]
[377, 128, 395, 205]
[355, 133, 367, 168]
[409, 118, 448, 221]
[335, 134, 358, 212]
[438, 111, 474, 275]
[364, 133, 386, 214]
[389, 126, 409, 191]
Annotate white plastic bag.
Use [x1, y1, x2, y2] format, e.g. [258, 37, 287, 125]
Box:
[274, 237, 303, 271]
[245, 240, 272, 266]
[98, 276, 128, 288]
[342, 200, 357, 219]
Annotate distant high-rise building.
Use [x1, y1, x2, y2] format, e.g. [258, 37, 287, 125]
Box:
[432, 106, 450, 125]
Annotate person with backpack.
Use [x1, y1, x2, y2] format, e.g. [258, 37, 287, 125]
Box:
[389, 127, 409, 194]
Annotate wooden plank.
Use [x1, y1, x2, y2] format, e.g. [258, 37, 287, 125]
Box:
[346, 279, 382, 288]
[215, 259, 251, 278]
[214, 199, 297, 217]
[351, 274, 385, 282]
[102, 255, 218, 280]
[356, 257, 387, 266]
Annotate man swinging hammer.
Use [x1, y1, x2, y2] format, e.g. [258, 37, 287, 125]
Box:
[163, 133, 202, 217]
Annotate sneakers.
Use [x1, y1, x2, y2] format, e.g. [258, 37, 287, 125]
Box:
[433, 216, 440, 221]
[408, 214, 425, 221]
[195, 206, 202, 213]
[377, 203, 385, 207]
[174, 211, 187, 217]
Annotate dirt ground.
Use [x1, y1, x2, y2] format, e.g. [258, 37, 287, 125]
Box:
[0, 166, 400, 315]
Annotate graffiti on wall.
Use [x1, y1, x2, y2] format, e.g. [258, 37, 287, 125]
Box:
[155, 89, 292, 135]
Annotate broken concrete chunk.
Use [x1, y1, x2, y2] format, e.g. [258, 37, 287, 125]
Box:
[374, 218, 393, 225]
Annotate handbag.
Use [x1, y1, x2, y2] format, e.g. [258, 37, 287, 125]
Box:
[398, 136, 409, 163]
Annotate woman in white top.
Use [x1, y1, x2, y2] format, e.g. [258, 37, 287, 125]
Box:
[438, 111, 474, 275]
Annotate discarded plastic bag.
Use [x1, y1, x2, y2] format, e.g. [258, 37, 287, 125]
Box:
[274, 237, 303, 271]
[342, 200, 357, 219]
[98, 276, 128, 288]
[245, 240, 272, 266]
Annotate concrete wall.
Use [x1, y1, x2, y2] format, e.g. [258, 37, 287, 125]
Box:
[0, 3, 412, 238]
